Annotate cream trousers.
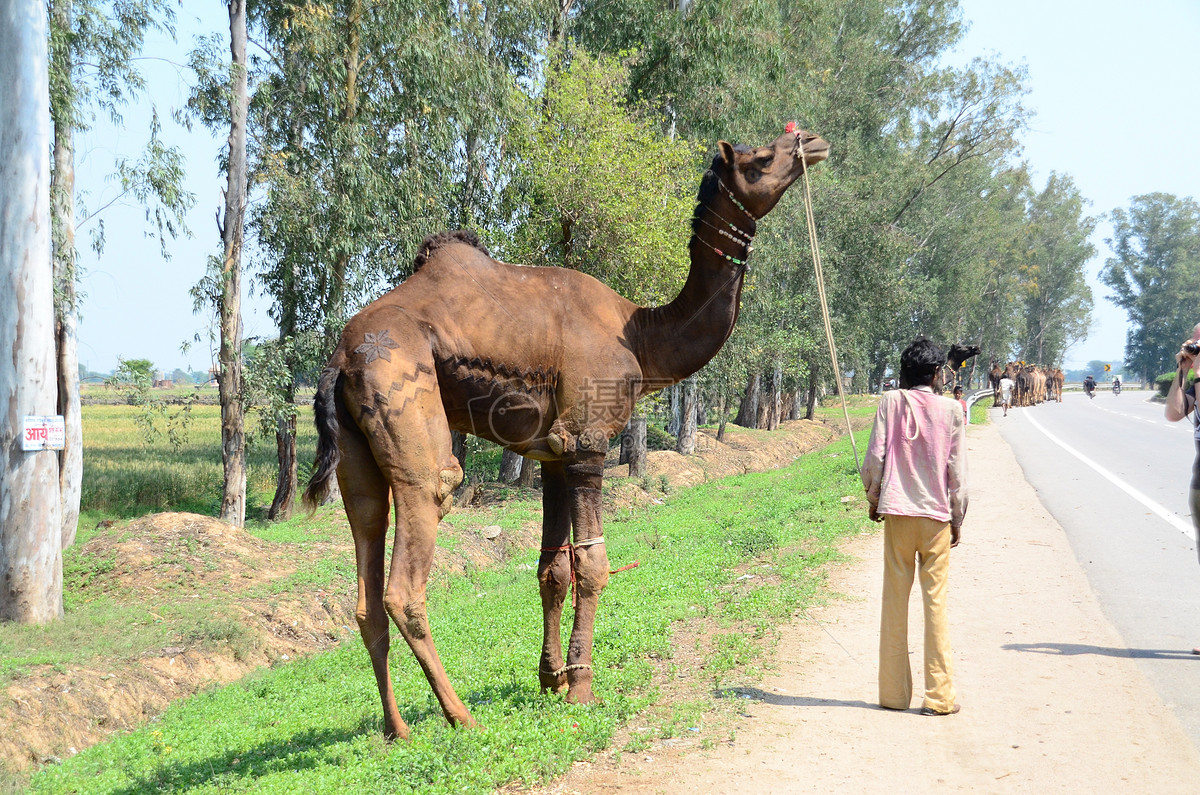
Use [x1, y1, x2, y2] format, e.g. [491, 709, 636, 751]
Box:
[879, 514, 956, 712]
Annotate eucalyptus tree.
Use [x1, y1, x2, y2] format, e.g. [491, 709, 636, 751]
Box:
[245, 0, 555, 513]
[2, 0, 61, 623]
[1102, 193, 1200, 380]
[1015, 173, 1095, 365]
[48, 0, 192, 546]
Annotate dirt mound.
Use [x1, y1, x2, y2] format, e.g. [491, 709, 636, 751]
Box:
[1, 414, 865, 777]
[78, 512, 291, 595]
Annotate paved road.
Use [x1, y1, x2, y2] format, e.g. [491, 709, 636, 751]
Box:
[995, 389, 1200, 747]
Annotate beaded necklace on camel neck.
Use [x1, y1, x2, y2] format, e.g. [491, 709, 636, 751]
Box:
[692, 176, 756, 267]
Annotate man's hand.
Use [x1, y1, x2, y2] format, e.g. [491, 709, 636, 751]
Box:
[1177, 348, 1197, 378]
[951, 524, 961, 547]
[869, 504, 882, 523]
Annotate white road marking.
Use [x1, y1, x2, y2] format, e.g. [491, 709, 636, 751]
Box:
[1023, 411, 1195, 539]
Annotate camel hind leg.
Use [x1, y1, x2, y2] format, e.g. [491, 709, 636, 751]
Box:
[335, 412, 410, 740]
[349, 354, 474, 730]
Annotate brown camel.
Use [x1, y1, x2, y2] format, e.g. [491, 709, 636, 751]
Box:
[988, 361, 1003, 402]
[302, 127, 831, 740]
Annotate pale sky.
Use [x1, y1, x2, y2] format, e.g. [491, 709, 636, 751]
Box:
[71, 1, 1200, 375]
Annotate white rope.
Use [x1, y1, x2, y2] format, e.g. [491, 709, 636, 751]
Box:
[798, 153, 861, 471]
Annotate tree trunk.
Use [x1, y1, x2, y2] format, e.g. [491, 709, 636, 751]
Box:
[676, 375, 698, 454]
[268, 390, 297, 521]
[765, 361, 782, 431]
[1, 0, 63, 623]
[323, 0, 363, 347]
[734, 371, 759, 427]
[499, 448, 523, 483]
[715, 392, 728, 443]
[627, 416, 647, 478]
[217, 0, 249, 527]
[518, 457, 536, 487]
[49, 0, 81, 550]
[805, 357, 820, 421]
[666, 383, 682, 437]
[618, 417, 631, 465]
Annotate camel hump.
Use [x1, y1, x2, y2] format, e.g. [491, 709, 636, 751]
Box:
[412, 230, 491, 273]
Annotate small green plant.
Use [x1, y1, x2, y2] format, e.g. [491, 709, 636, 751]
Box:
[104, 358, 197, 451]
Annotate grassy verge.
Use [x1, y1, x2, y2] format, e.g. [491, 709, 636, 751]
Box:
[27, 432, 871, 795]
[970, 396, 993, 425]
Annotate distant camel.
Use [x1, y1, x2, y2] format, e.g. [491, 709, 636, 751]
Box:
[303, 127, 830, 740]
[939, 343, 980, 391]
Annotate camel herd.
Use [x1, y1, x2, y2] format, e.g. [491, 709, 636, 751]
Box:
[988, 361, 1065, 407]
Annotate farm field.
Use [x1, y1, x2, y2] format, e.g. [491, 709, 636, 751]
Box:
[3, 399, 881, 792]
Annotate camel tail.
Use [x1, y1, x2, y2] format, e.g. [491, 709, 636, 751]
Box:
[303, 366, 343, 514]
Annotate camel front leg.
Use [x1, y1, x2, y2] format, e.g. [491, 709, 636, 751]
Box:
[563, 455, 611, 704]
[538, 461, 572, 693]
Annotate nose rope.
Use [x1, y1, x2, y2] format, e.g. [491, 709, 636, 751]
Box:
[796, 126, 861, 471]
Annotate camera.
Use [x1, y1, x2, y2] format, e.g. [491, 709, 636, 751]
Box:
[1186, 343, 1200, 355]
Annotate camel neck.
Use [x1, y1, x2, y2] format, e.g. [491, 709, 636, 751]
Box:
[630, 223, 750, 387]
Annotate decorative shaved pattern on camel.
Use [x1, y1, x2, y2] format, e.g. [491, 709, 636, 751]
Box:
[412, 230, 492, 273]
[354, 329, 401, 363]
[362, 362, 437, 419]
[437, 355, 559, 396]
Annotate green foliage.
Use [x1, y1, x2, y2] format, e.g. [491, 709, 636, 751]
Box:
[1015, 173, 1095, 364]
[1157, 370, 1183, 398]
[1102, 193, 1200, 379]
[103, 358, 197, 450]
[50, 0, 195, 258]
[645, 424, 677, 451]
[504, 47, 702, 305]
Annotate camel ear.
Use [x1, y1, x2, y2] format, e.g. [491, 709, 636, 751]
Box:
[718, 141, 736, 165]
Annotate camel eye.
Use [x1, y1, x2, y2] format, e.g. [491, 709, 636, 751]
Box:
[744, 168, 762, 184]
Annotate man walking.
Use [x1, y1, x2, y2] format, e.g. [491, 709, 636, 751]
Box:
[998, 372, 1015, 416]
[861, 337, 968, 715]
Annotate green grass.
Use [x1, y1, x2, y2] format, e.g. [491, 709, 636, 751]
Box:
[79, 404, 320, 521]
[970, 395, 993, 425]
[26, 432, 872, 795]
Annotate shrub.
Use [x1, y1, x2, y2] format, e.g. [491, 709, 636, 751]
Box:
[646, 425, 677, 451]
[1157, 371, 1182, 397]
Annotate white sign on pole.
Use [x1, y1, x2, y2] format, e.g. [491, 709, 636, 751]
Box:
[22, 415, 65, 451]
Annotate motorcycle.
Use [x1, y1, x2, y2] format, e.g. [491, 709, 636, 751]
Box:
[1113, 381, 1122, 396]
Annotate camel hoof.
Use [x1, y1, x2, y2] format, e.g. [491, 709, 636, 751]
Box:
[383, 723, 411, 743]
[540, 671, 569, 694]
[565, 687, 599, 705]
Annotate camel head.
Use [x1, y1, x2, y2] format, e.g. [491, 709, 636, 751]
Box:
[715, 124, 829, 219]
[946, 343, 981, 371]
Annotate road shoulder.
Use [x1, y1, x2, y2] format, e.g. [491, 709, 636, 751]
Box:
[539, 421, 1200, 793]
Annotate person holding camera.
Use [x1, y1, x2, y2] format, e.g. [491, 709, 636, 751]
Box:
[861, 337, 968, 714]
[1164, 324, 1200, 654]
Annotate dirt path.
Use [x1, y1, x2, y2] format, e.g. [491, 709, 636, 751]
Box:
[540, 421, 1200, 793]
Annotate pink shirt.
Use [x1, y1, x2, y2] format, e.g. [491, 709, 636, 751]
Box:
[860, 386, 968, 527]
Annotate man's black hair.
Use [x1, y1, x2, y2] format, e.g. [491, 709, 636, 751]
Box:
[899, 336, 944, 388]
